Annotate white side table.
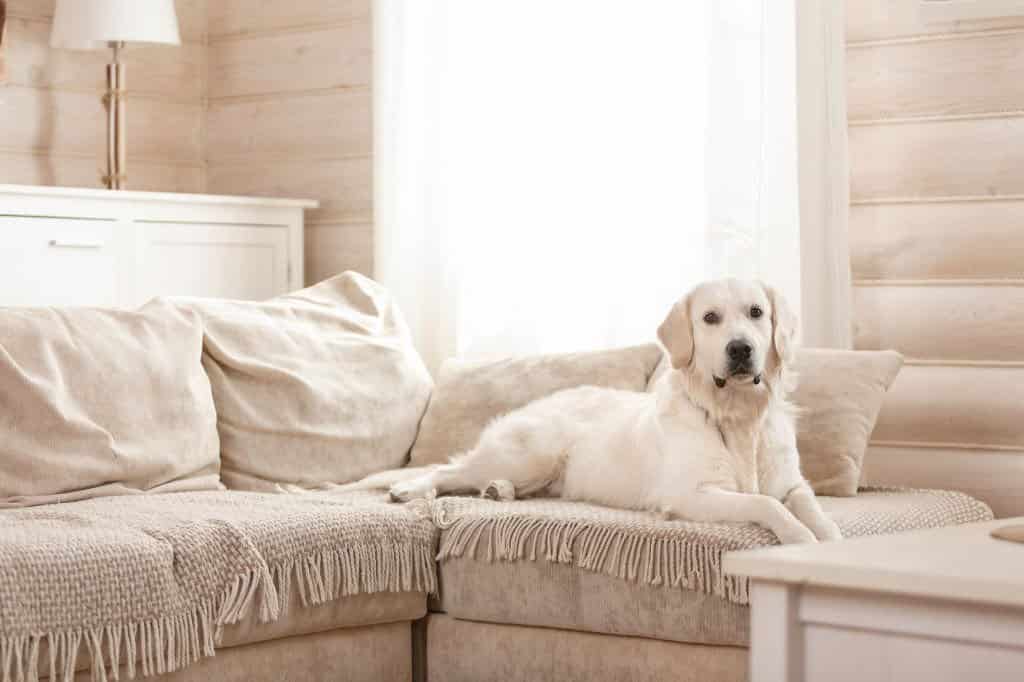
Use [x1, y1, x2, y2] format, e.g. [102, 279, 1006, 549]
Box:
[724, 518, 1024, 682]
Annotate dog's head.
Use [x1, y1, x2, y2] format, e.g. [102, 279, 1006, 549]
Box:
[657, 278, 797, 389]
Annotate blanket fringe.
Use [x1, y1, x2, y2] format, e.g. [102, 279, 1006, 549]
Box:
[0, 542, 436, 682]
[436, 514, 751, 605]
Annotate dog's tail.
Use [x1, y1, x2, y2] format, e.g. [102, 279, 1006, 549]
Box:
[329, 466, 437, 493]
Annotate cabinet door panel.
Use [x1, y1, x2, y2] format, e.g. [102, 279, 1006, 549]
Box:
[0, 217, 119, 307]
[137, 222, 289, 303]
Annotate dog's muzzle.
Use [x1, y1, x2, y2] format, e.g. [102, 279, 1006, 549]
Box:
[713, 372, 762, 388]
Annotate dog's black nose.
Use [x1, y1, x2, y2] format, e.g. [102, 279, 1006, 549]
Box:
[726, 339, 752, 361]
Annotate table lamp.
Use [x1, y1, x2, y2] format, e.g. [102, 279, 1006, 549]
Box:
[50, 0, 181, 190]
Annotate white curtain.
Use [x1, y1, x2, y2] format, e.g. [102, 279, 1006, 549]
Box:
[376, 0, 801, 374]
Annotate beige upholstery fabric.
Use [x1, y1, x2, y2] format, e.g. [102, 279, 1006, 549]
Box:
[0, 301, 221, 508]
[424, 614, 747, 682]
[0, 490, 436, 682]
[793, 349, 903, 496]
[68, 622, 414, 682]
[439, 559, 749, 646]
[47, 591, 425, 679]
[218, 588, 425, 649]
[434, 488, 992, 609]
[410, 344, 663, 466]
[45, 591, 425, 679]
[170, 272, 433, 491]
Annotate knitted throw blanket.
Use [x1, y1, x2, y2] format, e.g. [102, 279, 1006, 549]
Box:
[0, 491, 435, 682]
[434, 488, 993, 605]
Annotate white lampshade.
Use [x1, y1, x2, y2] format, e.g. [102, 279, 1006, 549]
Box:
[51, 0, 181, 50]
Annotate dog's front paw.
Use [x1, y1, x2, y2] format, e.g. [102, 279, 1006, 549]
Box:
[775, 523, 818, 545]
[389, 480, 434, 503]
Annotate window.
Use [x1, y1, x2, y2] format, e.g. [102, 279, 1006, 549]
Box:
[376, 0, 848, 371]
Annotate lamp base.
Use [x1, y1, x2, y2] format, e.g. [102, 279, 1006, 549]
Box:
[103, 42, 127, 190]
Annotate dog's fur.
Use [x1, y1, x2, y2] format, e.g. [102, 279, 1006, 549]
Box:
[341, 278, 841, 544]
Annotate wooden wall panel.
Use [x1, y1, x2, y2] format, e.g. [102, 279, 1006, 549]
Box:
[0, 152, 203, 192]
[208, 20, 370, 99]
[850, 116, 1024, 199]
[0, 0, 206, 191]
[850, 201, 1024, 280]
[872, 365, 1024, 449]
[208, 0, 370, 39]
[207, 155, 371, 224]
[854, 283, 1024, 362]
[2, 87, 202, 162]
[305, 222, 373, 283]
[862, 446, 1024, 518]
[846, 0, 1024, 42]
[206, 1, 374, 280]
[848, 32, 1024, 120]
[206, 90, 371, 162]
[848, 1, 1024, 508]
[4, 18, 204, 99]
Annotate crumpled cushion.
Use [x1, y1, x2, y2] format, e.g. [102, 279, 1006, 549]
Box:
[0, 301, 221, 508]
[434, 488, 993, 646]
[169, 272, 433, 491]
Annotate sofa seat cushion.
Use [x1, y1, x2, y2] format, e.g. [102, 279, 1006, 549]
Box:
[1, 490, 436, 682]
[435, 489, 992, 646]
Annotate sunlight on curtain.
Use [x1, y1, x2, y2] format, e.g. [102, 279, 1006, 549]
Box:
[376, 0, 799, 373]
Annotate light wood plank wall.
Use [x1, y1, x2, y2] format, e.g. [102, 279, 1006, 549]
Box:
[205, 0, 373, 281]
[847, 1, 1024, 516]
[0, 0, 207, 192]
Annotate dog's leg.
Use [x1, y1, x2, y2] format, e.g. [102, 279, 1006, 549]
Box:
[389, 449, 521, 502]
[672, 487, 817, 544]
[783, 484, 842, 541]
[391, 428, 562, 502]
[388, 460, 475, 502]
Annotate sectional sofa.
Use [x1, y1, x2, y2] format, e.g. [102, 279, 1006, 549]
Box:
[0, 272, 992, 682]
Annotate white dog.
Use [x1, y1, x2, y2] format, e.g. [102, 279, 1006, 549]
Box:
[344, 278, 841, 544]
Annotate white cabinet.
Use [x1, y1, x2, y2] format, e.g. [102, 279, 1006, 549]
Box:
[137, 222, 290, 302]
[0, 185, 316, 308]
[0, 217, 119, 307]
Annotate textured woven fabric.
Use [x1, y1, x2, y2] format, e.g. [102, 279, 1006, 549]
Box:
[0, 491, 436, 682]
[435, 488, 993, 606]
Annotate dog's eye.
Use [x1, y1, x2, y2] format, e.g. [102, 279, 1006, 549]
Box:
[750, 306, 763, 319]
[702, 311, 720, 325]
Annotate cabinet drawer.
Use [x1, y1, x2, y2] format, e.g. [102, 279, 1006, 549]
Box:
[136, 222, 290, 304]
[0, 217, 119, 307]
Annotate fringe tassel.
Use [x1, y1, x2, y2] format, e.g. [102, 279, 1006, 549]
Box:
[0, 542, 435, 682]
[436, 514, 752, 605]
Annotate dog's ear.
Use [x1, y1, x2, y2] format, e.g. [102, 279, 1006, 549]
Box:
[761, 282, 798, 367]
[657, 296, 693, 370]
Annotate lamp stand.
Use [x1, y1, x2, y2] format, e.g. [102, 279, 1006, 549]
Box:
[104, 41, 127, 190]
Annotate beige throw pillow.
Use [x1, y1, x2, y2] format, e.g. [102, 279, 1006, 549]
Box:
[409, 344, 664, 466]
[792, 348, 903, 496]
[171, 272, 433, 492]
[0, 302, 222, 508]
